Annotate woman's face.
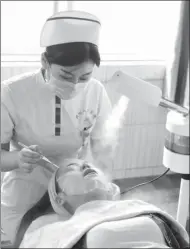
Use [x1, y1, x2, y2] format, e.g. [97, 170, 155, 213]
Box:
[55, 159, 110, 211]
[49, 60, 95, 84]
[56, 159, 109, 195]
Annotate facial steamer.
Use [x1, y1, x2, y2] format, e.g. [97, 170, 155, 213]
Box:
[108, 70, 189, 229]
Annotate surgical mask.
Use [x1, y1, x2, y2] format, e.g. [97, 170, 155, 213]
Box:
[47, 75, 88, 100]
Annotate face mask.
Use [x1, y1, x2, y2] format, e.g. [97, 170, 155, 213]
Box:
[48, 75, 88, 100]
[58, 172, 110, 196]
[85, 175, 110, 193]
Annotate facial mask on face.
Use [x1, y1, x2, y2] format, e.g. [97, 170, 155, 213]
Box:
[48, 75, 88, 100]
[58, 173, 110, 196]
[85, 176, 110, 193]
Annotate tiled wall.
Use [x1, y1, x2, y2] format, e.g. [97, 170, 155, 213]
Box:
[1, 63, 171, 179]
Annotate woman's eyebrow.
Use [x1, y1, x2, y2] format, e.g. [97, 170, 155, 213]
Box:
[60, 69, 73, 75]
[60, 69, 92, 76]
[82, 72, 92, 76]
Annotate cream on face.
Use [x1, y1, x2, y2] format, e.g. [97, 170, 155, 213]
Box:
[55, 160, 111, 212]
[56, 161, 109, 195]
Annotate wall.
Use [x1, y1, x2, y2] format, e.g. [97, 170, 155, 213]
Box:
[1, 62, 171, 179]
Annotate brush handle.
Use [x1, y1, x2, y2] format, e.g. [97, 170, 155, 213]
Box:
[18, 142, 59, 172]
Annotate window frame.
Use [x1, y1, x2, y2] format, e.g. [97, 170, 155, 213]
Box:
[0, 1, 177, 64]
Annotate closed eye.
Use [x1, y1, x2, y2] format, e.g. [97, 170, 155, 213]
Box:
[79, 78, 89, 82]
[80, 74, 92, 81]
[67, 163, 80, 168]
[67, 163, 74, 167]
[64, 164, 80, 173]
[59, 75, 72, 81]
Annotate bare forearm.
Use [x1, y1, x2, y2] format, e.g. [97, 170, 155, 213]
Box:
[1, 149, 19, 172]
[1, 149, 55, 174]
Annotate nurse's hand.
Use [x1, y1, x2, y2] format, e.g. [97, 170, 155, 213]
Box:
[17, 145, 42, 173]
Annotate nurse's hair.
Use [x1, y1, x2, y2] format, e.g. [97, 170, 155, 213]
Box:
[44, 42, 100, 67]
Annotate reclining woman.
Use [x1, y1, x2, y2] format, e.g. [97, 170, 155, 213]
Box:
[16, 159, 189, 248]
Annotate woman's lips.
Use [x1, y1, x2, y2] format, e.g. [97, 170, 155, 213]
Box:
[83, 168, 98, 177]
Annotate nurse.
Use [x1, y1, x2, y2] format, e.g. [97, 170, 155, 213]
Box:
[1, 11, 113, 243]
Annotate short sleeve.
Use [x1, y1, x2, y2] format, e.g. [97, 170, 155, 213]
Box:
[1, 85, 15, 144]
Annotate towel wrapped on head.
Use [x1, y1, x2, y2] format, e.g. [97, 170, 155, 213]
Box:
[48, 158, 120, 216]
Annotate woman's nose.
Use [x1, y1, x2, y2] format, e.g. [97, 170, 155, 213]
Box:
[71, 77, 79, 84]
[82, 163, 91, 170]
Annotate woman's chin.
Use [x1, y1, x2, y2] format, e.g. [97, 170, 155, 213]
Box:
[66, 189, 108, 213]
[84, 189, 108, 202]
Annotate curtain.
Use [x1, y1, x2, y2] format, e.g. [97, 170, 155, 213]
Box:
[163, 1, 189, 110]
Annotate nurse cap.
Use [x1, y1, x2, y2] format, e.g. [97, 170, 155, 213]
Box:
[40, 10, 101, 47]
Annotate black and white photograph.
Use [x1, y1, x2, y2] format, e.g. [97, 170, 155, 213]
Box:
[1, 1, 189, 248]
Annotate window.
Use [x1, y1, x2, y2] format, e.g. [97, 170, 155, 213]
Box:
[1, 1, 181, 61]
[1, 1, 55, 55]
[68, 1, 181, 61]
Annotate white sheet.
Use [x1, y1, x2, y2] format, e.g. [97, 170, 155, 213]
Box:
[20, 199, 189, 248]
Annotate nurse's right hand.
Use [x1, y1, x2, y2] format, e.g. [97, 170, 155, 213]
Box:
[17, 145, 42, 173]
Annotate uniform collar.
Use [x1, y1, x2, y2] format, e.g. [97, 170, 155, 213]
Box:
[35, 68, 47, 85]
